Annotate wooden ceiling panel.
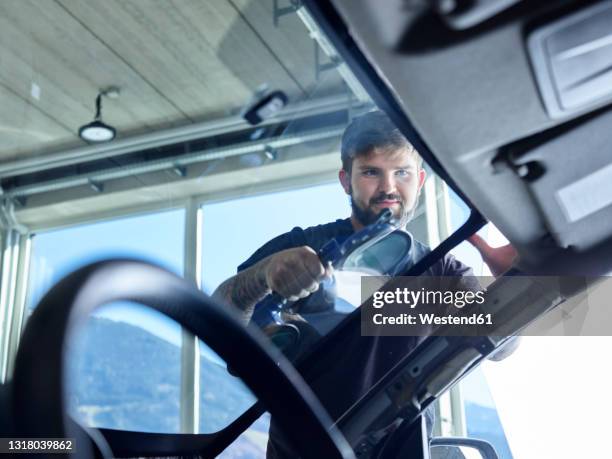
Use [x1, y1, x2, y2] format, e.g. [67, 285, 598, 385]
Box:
[0, 0, 349, 166]
[56, 0, 307, 120]
[0, 0, 187, 161]
[0, 85, 73, 162]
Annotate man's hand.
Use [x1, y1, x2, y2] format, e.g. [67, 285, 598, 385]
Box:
[264, 246, 331, 301]
[468, 234, 518, 277]
[212, 245, 330, 324]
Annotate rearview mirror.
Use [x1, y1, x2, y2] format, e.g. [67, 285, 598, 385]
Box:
[430, 437, 499, 459]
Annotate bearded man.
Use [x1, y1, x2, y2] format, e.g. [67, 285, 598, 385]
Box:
[212, 110, 516, 458]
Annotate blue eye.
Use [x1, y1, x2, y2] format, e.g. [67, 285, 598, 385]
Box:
[396, 169, 410, 177]
[362, 169, 378, 176]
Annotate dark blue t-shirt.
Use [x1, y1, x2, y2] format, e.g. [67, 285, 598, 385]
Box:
[236, 219, 475, 458]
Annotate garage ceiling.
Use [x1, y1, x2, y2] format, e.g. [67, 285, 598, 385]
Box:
[0, 0, 345, 164]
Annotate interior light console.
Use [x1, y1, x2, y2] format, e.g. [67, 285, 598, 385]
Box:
[528, 1, 612, 119]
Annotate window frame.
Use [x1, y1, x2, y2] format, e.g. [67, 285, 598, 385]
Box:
[1, 173, 338, 434]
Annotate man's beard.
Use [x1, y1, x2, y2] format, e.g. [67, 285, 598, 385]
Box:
[350, 191, 416, 226]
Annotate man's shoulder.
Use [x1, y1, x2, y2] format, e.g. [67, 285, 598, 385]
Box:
[237, 219, 352, 272]
[301, 218, 353, 248]
[431, 252, 474, 277]
[411, 239, 473, 277]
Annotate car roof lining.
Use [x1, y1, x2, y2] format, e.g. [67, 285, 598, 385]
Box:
[329, 0, 612, 274]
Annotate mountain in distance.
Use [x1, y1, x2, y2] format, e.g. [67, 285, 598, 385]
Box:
[66, 316, 267, 456]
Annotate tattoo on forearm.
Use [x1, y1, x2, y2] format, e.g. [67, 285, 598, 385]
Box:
[212, 260, 271, 322]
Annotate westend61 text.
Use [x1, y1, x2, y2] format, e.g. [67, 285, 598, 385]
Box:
[372, 287, 485, 309]
[373, 313, 493, 326]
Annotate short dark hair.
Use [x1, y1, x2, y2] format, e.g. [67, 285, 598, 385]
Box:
[340, 111, 421, 172]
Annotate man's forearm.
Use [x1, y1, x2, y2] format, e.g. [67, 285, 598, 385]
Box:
[212, 258, 271, 323]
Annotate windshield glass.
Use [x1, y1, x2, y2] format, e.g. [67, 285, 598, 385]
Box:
[3, 0, 473, 448]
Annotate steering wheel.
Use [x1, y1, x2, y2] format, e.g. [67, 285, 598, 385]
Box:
[10, 259, 356, 459]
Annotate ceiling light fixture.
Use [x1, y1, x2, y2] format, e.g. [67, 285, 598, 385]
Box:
[79, 87, 119, 143]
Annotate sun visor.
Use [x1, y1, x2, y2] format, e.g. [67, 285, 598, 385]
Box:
[528, 1, 612, 119]
[508, 108, 612, 251]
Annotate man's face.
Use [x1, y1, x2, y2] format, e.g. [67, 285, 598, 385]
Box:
[339, 147, 426, 228]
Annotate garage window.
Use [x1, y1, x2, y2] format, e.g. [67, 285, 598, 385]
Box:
[24, 209, 185, 433]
